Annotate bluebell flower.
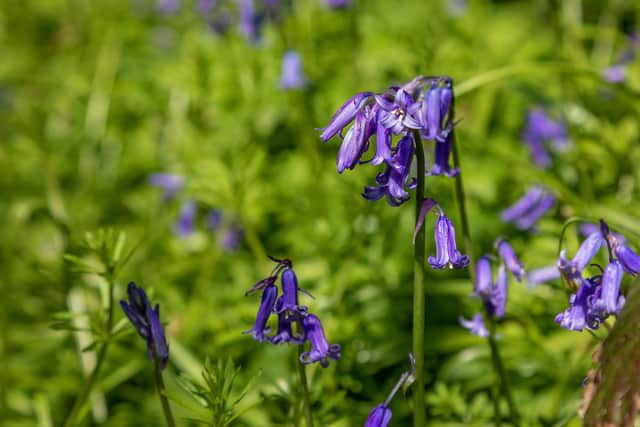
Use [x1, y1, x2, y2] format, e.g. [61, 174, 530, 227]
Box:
[558, 233, 604, 282]
[555, 277, 596, 331]
[492, 265, 508, 319]
[205, 209, 223, 231]
[603, 64, 627, 83]
[337, 105, 377, 173]
[323, 0, 350, 8]
[591, 261, 624, 316]
[276, 267, 307, 315]
[474, 257, 507, 319]
[428, 210, 469, 269]
[429, 130, 459, 177]
[364, 111, 392, 166]
[603, 221, 640, 275]
[299, 313, 340, 368]
[522, 109, 571, 168]
[365, 404, 392, 427]
[459, 313, 489, 338]
[362, 134, 416, 206]
[220, 225, 243, 251]
[158, 0, 179, 14]
[375, 89, 421, 135]
[501, 186, 555, 230]
[270, 299, 304, 344]
[474, 256, 493, 297]
[319, 92, 374, 142]
[496, 239, 524, 281]
[526, 265, 560, 286]
[120, 282, 170, 369]
[603, 33, 639, 83]
[174, 200, 197, 237]
[279, 50, 308, 90]
[238, 0, 263, 43]
[242, 283, 277, 342]
[148, 173, 184, 201]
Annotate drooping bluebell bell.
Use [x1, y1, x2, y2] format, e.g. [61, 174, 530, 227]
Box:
[120, 282, 170, 369]
[299, 313, 341, 368]
[522, 109, 571, 168]
[558, 232, 604, 283]
[602, 220, 640, 275]
[429, 130, 459, 177]
[525, 265, 560, 286]
[173, 200, 197, 237]
[501, 186, 555, 230]
[270, 299, 304, 344]
[276, 267, 308, 315]
[242, 283, 278, 342]
[148, 173, 184, 201]
[555, 277, 596, 331]
[589, 261, 624, 318]
[459, 313, 489, 338]
[362, 134, 416, 206]
[496, 239, 524, 281]
[428, 209, 469, 269]
[279, 50, 308, 90]
[473, 257, 507, 319]
[337, 105, 377, 173]
[319, 92, 374, 143]
[365, 404, 392, 427]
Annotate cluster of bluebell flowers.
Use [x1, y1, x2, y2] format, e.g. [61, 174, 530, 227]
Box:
[555, 220, 640, 331]
[149, 173, 244, 250]
[318, 76, 458, 206]
[501, 185, 556, 231]
[120, 282, 170, 369]
[522, 108, 571, 169]
[243, 258, 340, 367]
[460, 240, 524, 336]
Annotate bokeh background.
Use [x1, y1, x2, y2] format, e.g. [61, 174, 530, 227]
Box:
[2, 0, 640, 426]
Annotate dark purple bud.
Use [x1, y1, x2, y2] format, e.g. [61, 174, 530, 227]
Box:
[120, 282, 170, 369]
[148, 173, 184, 201]
[459, 313, 489, 337]
[279, 50, 307, 90]
[496, 240, 524, 281]
[365, 404, 392, 427]
[174, 200, 197, 237]
[299, 314, 340, 367]
[277, 268, 302, 314]
[242, 284, 277, 343]
[319, 92, 374, 142]
[428, 211, 469, 269]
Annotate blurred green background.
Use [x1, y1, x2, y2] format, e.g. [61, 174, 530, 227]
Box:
[2, 0, 640, 425]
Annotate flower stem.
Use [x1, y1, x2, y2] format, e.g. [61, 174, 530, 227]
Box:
[154, 359, 176, 427]
[451, 128, 519, 426]
[412, 130, 427, 427]
[62, 278, 115, 427]
[297, 345, 315, 427]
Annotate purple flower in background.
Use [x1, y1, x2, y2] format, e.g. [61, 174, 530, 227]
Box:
[522, 109, 571, 168]
[148, 173, 184, 201]
[496, 239, 524, 281]
[205, 209, 223, 231]
[221, 225, 243, 251]
[197, 0, 215, 13]
[174, 200, 197, 237]
[157, 0, 179, 14]
[447, 0, 467, 16]
[243, 283, 277, 342]
[459, 313, 489, 338]
[428, 210, 469, 269]
[299, 314, 341, 367]
[120, 282, 170, 369]
[501, 186, 555, 230]
[363, 134, 416, 206]
[323, 0, 350, 9]
[238, 0, 263, 43]
[474, 257, 507, 319]
[365, 404, 392, 427]
[603, 64, 627, 83]
[603, 33, 640, 83]
[279, 50, 308, 90]
[526, 265, 560, 286]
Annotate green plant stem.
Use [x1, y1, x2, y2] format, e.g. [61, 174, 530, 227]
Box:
[297, 345, 315, 427]
[412, 130, 427, 427]
[63, 278, 115, 427]
[451, 129, 519, 426]
[488, 319, 520, 426]
[154, 359, 176, 427]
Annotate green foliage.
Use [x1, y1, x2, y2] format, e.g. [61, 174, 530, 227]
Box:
[2, 0, 640, 426]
